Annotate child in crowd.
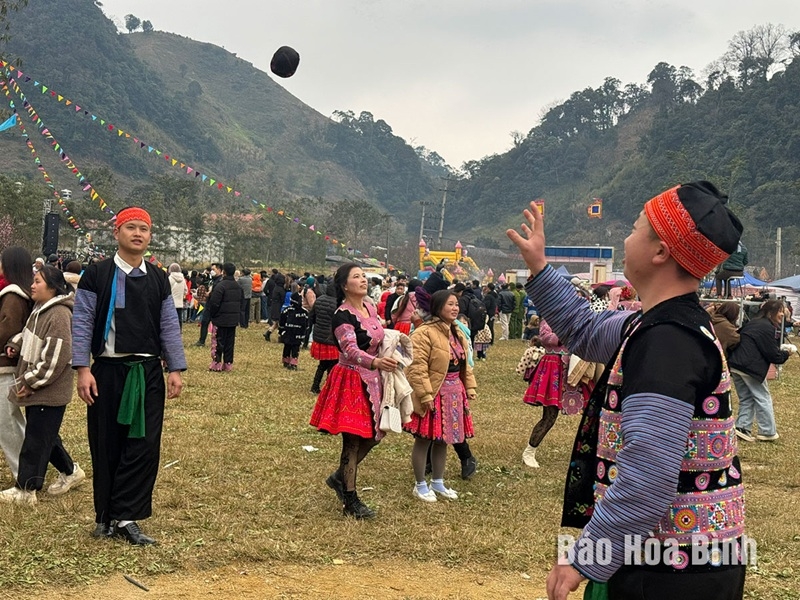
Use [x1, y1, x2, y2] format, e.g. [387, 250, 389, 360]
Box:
[279, 292, 309, 370]
[1, 266, 85, 505]
[522, 315, 540, 341]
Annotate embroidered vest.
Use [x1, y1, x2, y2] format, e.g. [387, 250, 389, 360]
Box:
[562, 301, 745, 572]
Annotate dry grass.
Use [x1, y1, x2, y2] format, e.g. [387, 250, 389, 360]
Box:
[0, 324, 798, 598]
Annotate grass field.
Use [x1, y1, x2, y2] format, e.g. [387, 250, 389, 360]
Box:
[0, 323, 798, 598]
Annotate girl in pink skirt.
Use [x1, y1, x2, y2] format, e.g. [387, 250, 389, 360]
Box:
[405, 290, 477, 502]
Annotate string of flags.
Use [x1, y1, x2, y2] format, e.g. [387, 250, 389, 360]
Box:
[587, 198, 603, 219]
[0, 59, 381, 261]
[0, 77, 100, 251]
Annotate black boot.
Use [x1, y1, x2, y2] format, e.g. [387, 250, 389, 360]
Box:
[342, 490, 375, 520]
[311, 364, 325, 394]
[264, 330, 271, 342]
[325, 471, 344, 503]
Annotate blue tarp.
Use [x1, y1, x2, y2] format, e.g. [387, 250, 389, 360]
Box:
[768, 274, 800, 291]
[701, 271, 767, 288]
[554, 265, 572, 278]
[0, 114, 18, 132]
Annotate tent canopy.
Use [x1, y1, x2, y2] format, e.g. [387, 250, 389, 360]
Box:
[768, 274, 800, 291]
[700, 271, 767, 288]
[554, 265, 572, 278]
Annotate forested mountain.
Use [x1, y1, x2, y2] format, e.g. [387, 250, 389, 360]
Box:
[449, 25, 800, 277]
[1, 0, 799, 276]
[0, 0, 438, 265]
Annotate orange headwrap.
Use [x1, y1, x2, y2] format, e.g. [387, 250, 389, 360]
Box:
[114, 207, 152, 229]
[644, 186, 729, 279]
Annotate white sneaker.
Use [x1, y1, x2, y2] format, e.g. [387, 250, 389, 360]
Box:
[47, 463, 86, 496]
[412, 486, 437, 503]
[757, 432, 780, 442]
[0, 486, 37, 505]
[522, 444, 540, 468]
[432, 486, 458, 500]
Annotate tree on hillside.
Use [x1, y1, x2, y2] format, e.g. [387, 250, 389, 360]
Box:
[724, 24, 790, 84]
[0, 0, 28, 48]
[124, 14, 140, 33]
[141, 20, 153, 33]
[647, 62, 678, 111]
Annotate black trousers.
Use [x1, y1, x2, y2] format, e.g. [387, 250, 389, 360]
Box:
[88, 358, 165, 523]
[283, 344, 300, 360]
[239, 297, 250, 328]
[608, 565, 745, 600]
[198, 308, 211, 343]
[213, 326, 237, 365]
[17, 404, 73, 491]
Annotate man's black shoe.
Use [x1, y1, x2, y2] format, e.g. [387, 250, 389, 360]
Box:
[113, 522, 157, 546]
[92, 522, 114, 538]
[460, 456, 478, 480]
[193, 341, 205, 347]
[264, 331, 271, 342]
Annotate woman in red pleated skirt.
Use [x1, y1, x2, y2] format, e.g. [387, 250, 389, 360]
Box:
[309, 263, 397, 520]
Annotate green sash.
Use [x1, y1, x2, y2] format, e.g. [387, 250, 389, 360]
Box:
[117, 361, 146, 438]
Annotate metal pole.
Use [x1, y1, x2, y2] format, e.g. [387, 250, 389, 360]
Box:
[437, 179, 448, 248]
[775, 227, 782, 279]
[418, 202, 426, 242]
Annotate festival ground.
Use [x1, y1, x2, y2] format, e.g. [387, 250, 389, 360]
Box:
[1, 324, 798, 599]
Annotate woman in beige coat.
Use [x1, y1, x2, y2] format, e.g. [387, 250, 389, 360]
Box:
[404, 290, 477, 502]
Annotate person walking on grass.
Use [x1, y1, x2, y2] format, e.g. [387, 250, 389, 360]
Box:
[310, 263, 397, 519]
[497, 283, 515, 340]
[1, 267, 85, 505]
[509, 182, 747, 599]
[728, 299, 794, 443]
[404, 290, 476, 503]
[207, 262, 243, 372]
[73, 206, 186, 545]
[0, 246, 34, 482]
[279, 292, 309, 370]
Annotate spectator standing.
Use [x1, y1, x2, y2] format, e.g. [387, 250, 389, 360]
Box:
[208, 263, 243, 372]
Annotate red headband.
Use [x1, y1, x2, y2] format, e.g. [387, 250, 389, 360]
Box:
[115, 207, 152, 229]
[644, 186, 729, 279]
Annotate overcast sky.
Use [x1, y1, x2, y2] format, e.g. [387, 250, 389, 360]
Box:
[98, 0, 800, 167]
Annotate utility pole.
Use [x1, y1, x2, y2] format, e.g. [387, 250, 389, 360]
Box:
[437, 177, 454, 249]
[776, 227, 782, 279]
[385, 214, 390, 272]
[418, 200, 431, 242]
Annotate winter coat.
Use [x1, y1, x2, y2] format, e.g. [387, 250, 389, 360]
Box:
[5, 294, 74, 407]
[710, 312, 740, 356]
[208, 276, 243, 328]
[310, 289, 337, 346]
[406, 317, 477, 415]
[279, 295, 309, 346]
[378, 329, 414, 424]
[721, 243, 748, 272]
[0, 284, 33, 375]
[728, 317, 789, 381]
[237, 275, 253, 299]
[498, 290, 516, 314]
[483, 290, 499, 319]
[168, 271, 188, 309]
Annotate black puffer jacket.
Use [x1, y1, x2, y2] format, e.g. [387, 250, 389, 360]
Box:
[728, 317, 790, 381]
[310, 287, 337, 346]
[208, 276, 243, 328]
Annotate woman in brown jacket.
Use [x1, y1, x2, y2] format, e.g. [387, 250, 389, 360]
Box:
[709, 302, 741, 356]
[404, 290, 477, 502]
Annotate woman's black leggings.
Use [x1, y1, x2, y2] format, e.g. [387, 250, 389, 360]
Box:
[529, 405, 559, 447]
[338, 433, 379, 492]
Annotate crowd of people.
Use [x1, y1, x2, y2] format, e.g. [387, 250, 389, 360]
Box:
[0, 182, 796, 599]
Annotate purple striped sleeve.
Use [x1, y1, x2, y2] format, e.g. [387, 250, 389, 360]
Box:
[160, 297, 187, 371]
[72, 288, 96, 368]
[570, 393, 695, 582]
[524, 266, 631, 364]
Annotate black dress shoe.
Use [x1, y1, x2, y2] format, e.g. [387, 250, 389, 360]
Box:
[92, 522, 114, 538]
[113, 522, 157, 546]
